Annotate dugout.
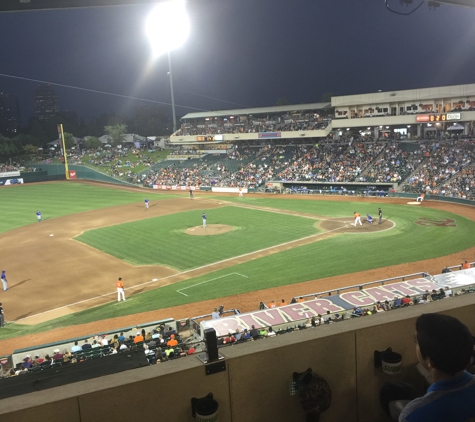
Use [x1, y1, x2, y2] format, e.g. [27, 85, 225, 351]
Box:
[267, 180, 396, 196]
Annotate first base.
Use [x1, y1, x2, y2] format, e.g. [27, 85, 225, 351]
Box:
[50, 234, 54, 237]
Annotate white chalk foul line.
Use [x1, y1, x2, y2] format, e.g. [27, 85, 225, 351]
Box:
[176, 272, 249, 297]
[14, 224, 346, 323]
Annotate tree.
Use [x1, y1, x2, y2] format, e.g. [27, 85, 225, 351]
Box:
[23, 144, 39, 155]
[63, 132, 75, 149]
[104, 124, 127, 147]
[85, 136, 102, 149]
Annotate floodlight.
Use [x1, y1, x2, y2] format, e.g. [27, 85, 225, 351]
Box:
[145, 0, 190, 58]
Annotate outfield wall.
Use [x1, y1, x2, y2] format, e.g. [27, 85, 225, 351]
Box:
[1, 295, 474, 422]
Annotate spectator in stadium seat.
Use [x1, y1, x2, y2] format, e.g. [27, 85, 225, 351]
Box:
[167, 334, 178, 348]
[52, 349, 63, 360]
[71, 341, 82, 353]
[267, 327, 276, 337]
[401, 295, 413, 306]
[22, 356, 32, 369]
[234, 328, 242, 341]
[101, 335, 109, 347]
[243, 329, 251, 340]
[352, 307, 363, 317]
[164, 346, 175, 359]
[211, 308, 220, 319]
[382, 301, 391, 311]
[399, 313, 475, 422]
[393, 296, 403, 308]
[82, 339, 92, 350]
[223, 332, 236, 344]
[250, 325, 260, 340]
[444, 287, 453, 297]
[134, 331, 144, 344]
[310, 316, 317, 327]
[91, 340, 101, 349]
[118, 332, 125, 342]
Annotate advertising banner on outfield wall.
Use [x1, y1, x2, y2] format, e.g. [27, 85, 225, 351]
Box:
[201, 268, 475, 336]
[0, 178, 24, 186]
[0, 171, 20, 178]
[212, 187, 248, 193]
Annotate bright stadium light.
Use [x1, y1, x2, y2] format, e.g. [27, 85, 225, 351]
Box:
[145, 0, 190, 133]
[145, 0, 190, 58]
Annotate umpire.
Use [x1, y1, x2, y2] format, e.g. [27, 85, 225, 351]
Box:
[378, 208, 383, 224]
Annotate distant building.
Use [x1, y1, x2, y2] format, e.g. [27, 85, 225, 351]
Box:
[35, 84, 59, 120]
[0, 92, 21, 135]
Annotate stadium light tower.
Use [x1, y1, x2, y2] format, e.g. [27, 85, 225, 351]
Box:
[145, 0, 190, 133]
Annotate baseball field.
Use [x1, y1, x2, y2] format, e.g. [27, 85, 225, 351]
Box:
[0, 180, 474, 355]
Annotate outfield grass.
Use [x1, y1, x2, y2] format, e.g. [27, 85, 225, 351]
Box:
[0, 182, 175, 234]
[75, 206, 321, 269]
[1, 183, 475, 341]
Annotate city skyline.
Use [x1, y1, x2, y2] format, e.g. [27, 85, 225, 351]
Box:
[0, 1, 474, 125]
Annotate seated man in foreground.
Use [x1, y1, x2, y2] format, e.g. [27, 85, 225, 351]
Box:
[399, 313, 475, 422]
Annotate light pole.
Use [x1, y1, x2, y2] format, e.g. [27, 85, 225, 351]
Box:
[167, 50, 177, 133]
[145, 0, 190, 134]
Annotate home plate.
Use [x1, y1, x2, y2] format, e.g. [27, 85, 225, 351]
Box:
[152, 278, 158, 282]
[50, 234, 54, 237]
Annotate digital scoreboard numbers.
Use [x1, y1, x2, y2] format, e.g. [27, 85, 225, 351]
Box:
[416, 113, 461, 122]
[196, 135, 224, 142]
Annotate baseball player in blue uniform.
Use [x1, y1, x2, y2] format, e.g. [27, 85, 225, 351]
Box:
[366, 214, 373, 224]
[1, 270, 7, 291]
[145, 198, 149, 209]
[36, 210, 42, 222]
[202, 213, 207, 228]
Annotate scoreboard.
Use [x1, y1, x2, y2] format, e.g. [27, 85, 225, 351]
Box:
[416, 113, 461, 123]
[196, 135, 224, 142]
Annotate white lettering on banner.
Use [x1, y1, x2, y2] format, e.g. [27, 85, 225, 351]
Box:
[0, 171, 20, 177]
[446, 113, 461, 121]
[200, 270, 475, 337]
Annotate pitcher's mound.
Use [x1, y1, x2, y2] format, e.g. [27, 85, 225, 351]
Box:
[186, 224, 233, 236]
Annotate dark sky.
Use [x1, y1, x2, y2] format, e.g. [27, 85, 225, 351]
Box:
[0, 0, 474, 123]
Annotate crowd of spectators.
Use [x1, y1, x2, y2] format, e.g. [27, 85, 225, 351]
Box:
[175, 111, 331, 137]
[0, 324, 201, 379]
[138, 136, 475, 201]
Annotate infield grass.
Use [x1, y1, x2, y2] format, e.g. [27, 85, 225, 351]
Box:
[75, 206, 321, 269]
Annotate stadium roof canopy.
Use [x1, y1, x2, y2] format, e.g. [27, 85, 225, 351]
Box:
[181, 102, 332, 120]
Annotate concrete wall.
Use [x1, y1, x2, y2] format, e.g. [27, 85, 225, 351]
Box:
[1, 295, 474, 422]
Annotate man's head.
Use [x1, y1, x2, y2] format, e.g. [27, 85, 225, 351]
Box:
[415, 313, 473, 376]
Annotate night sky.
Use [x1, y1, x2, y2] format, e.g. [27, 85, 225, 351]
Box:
[0, 0, 474, 123]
